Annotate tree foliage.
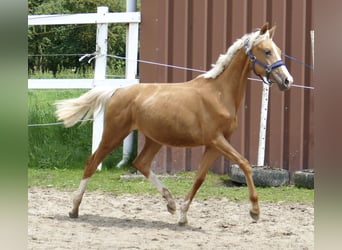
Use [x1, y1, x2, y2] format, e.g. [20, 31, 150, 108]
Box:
[28, 0, 129, 77]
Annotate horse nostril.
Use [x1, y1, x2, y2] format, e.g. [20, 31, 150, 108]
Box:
[284, 77, 293, 87]
[284, 75, 294, 87]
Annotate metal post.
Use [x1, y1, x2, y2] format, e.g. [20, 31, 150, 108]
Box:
[310, 30, 314, 67]
[257, 84, 270, 166]
[126, 0, 136, 12]
[93, 6, 109, 170]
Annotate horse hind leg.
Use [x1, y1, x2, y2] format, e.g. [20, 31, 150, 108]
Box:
[149, 172, 176, 214]
[69, 123, 131, 218]
[69, 178, 88, 218]
[133, 137, 176, 214]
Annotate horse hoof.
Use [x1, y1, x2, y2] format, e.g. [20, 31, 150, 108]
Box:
[249, 209, 259, 221]
[178, 219, 188, 226]
[167, 201, 176, 214]
[178, 213, 188, 226]
[69, 211, 79, 218]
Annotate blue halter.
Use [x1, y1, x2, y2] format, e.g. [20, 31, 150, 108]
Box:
[244, 39, 285, 86]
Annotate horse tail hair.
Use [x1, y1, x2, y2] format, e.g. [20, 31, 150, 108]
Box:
[55, 86, 117, 128]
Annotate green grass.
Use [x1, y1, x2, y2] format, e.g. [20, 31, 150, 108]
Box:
[28, 168, 314, 203]
[28, 89, 131, 169]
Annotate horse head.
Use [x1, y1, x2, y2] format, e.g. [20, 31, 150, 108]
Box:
[246, 23, 293, 91]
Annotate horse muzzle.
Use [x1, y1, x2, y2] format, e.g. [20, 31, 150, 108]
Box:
[270, 68, 294, 91]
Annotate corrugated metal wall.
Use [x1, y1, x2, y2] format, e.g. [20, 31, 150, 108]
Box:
[138, 0, 314, 176]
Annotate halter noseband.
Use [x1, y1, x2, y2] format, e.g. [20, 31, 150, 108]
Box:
[244, 39, 285, 86]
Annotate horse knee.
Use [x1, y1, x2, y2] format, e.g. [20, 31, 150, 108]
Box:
[250, 193, 258, 203]
[238, 159, 252, 175]
[197, 174, 206, 184]
[244, 165, 253, 177]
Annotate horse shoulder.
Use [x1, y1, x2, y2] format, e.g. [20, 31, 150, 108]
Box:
[195, 87, 240, 138]
[198, 89, 233, 120]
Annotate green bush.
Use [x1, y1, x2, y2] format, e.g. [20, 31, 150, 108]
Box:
[28, 89, 128, 169]
[28, 0, 128, 78]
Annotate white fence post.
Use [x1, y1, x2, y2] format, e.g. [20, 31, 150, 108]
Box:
[93, 6, 109, 171]
[117, 0, 139, 168]
[257, 84, 270, 166]
[28, 8, 141, 170]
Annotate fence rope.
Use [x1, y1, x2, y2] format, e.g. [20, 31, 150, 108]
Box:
[107, 54, 314, 90]
[29, 52, 315, 89]
[28, 119, 93, 127]
[28, 51, 314, 127]
[28, 121, 65, 127]
[283, 53, 314, 70]
[107, 54, 207, 73]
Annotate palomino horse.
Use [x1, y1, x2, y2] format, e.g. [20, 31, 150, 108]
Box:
[56, 23, 293, 225]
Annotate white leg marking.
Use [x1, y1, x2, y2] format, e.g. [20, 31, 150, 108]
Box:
[180, 199, 190, 214]
[148, 171, 176, 214]
[69, 178, 89, 218]
[78, 178, 89, 193]
[178, 199, 190, 225]
[74, 178, 88, 201]
[148, 171, 164, 192]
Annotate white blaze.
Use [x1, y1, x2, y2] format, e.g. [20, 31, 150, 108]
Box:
[271, 42, 293, 84]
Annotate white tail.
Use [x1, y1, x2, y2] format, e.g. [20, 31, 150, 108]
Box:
[55, 86, 117, 127]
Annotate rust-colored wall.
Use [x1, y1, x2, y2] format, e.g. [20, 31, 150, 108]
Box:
[138, 0, 314, 175]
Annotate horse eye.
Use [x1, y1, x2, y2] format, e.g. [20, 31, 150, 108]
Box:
[264, 49, 272, 56]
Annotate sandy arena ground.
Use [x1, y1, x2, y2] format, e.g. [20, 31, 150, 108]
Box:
[28, 187, 313, 249]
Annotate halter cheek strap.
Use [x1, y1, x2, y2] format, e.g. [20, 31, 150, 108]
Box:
[244, 39, 285, 86]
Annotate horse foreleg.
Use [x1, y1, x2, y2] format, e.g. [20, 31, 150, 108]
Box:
[212, 135, 260, 221]
[133, 137, 176, 214]
[69, 151, 109, 218]
[178, 147, 219, 226]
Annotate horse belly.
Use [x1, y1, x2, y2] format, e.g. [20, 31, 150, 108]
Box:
[135, 104, 205, 147]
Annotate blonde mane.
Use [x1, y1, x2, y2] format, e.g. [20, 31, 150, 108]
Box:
[202, 29, 271, 79]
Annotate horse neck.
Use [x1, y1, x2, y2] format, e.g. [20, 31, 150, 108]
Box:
[215, 48, 251, 111]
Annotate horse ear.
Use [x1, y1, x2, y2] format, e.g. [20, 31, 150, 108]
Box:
[269, 25, 276, 39]
[260, 22, 269, 34]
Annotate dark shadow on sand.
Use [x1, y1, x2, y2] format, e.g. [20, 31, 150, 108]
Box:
[55, 213, 203, 232]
